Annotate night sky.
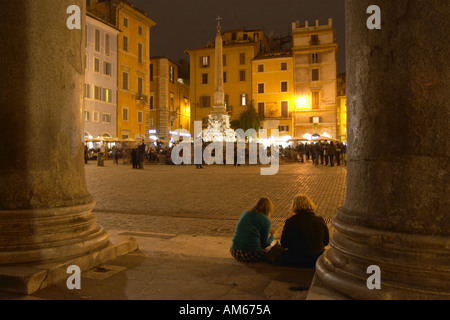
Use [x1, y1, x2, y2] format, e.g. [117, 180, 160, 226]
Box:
[132, 0, 346, 74]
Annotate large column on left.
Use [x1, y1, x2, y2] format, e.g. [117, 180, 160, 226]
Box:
[0, 1, 110, 270]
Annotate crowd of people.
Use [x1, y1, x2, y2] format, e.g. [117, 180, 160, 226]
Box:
[85, 139, 347, 169]
[231, 195, 329, 268]
[281, 141, 347, 167]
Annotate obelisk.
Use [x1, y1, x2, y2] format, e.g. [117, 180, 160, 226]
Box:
[203, 17, 234, 142]
[212, 16, 226, 115]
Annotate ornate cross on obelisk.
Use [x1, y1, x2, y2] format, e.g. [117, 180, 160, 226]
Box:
[216, 16, 222, 32]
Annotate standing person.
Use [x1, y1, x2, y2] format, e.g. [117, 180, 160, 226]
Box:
[230, 197, 278, 263]
[278, 194, 329, 268]
[313, 143, 320, 165]
[336, 143, 342, 166]
[306, 143, 311, 161]
[137, 140, 146, 169]
[131, 147, 138, 169]
[327, 141, 337, 167]
[84, 145, 89, 164]
[112, 146, 119, 164]
[297, 143, 304, 163]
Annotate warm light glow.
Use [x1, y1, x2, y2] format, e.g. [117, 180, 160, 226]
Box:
[295, 96, 311, 110]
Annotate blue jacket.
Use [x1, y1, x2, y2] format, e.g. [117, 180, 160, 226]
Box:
[231, 211, 274, 252]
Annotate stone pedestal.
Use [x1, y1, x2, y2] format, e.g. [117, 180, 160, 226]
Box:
[316, 0, 450, 299]
[0, 0, 135, 294]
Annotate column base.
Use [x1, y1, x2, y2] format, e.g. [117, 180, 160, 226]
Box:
[0, 236, 138, 295]
[315, 213, 450, 300]
[0, 202, 110, 265]
[0, 201, 141, 295]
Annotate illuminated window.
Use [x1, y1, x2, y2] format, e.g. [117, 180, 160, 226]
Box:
[240, 93, 248, 106]
[102, 88, 112, 103]
[200, 56, 210, 68]
[169, 66, 175, 83]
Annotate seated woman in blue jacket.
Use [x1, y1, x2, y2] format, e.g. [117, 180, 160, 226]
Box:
[279, 194, 329, 268]
[230, 197, 278, 263]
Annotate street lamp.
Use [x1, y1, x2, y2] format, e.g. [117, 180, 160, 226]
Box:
[293, 95, 312, 138]
[295, 96, 311, 111]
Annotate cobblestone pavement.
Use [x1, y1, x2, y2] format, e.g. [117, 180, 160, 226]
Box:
[85, 160, 347, 237]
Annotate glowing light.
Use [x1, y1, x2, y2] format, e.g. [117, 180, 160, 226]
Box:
[295, 96, 311, 110]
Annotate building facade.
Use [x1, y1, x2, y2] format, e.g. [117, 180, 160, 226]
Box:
[291, 19, 338, 140]
[252, 51, 295, 142]
[84, 13, 119, 140]
[87, 0, 156, 140]
[186, 28, 271, 133]
[149, 57, 191, 141]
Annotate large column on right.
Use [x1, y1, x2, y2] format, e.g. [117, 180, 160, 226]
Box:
[316, 0, 450, 299]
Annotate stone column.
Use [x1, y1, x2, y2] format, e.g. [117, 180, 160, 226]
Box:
[316, 0, 450, 299]
[0, 1, 109, 266]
